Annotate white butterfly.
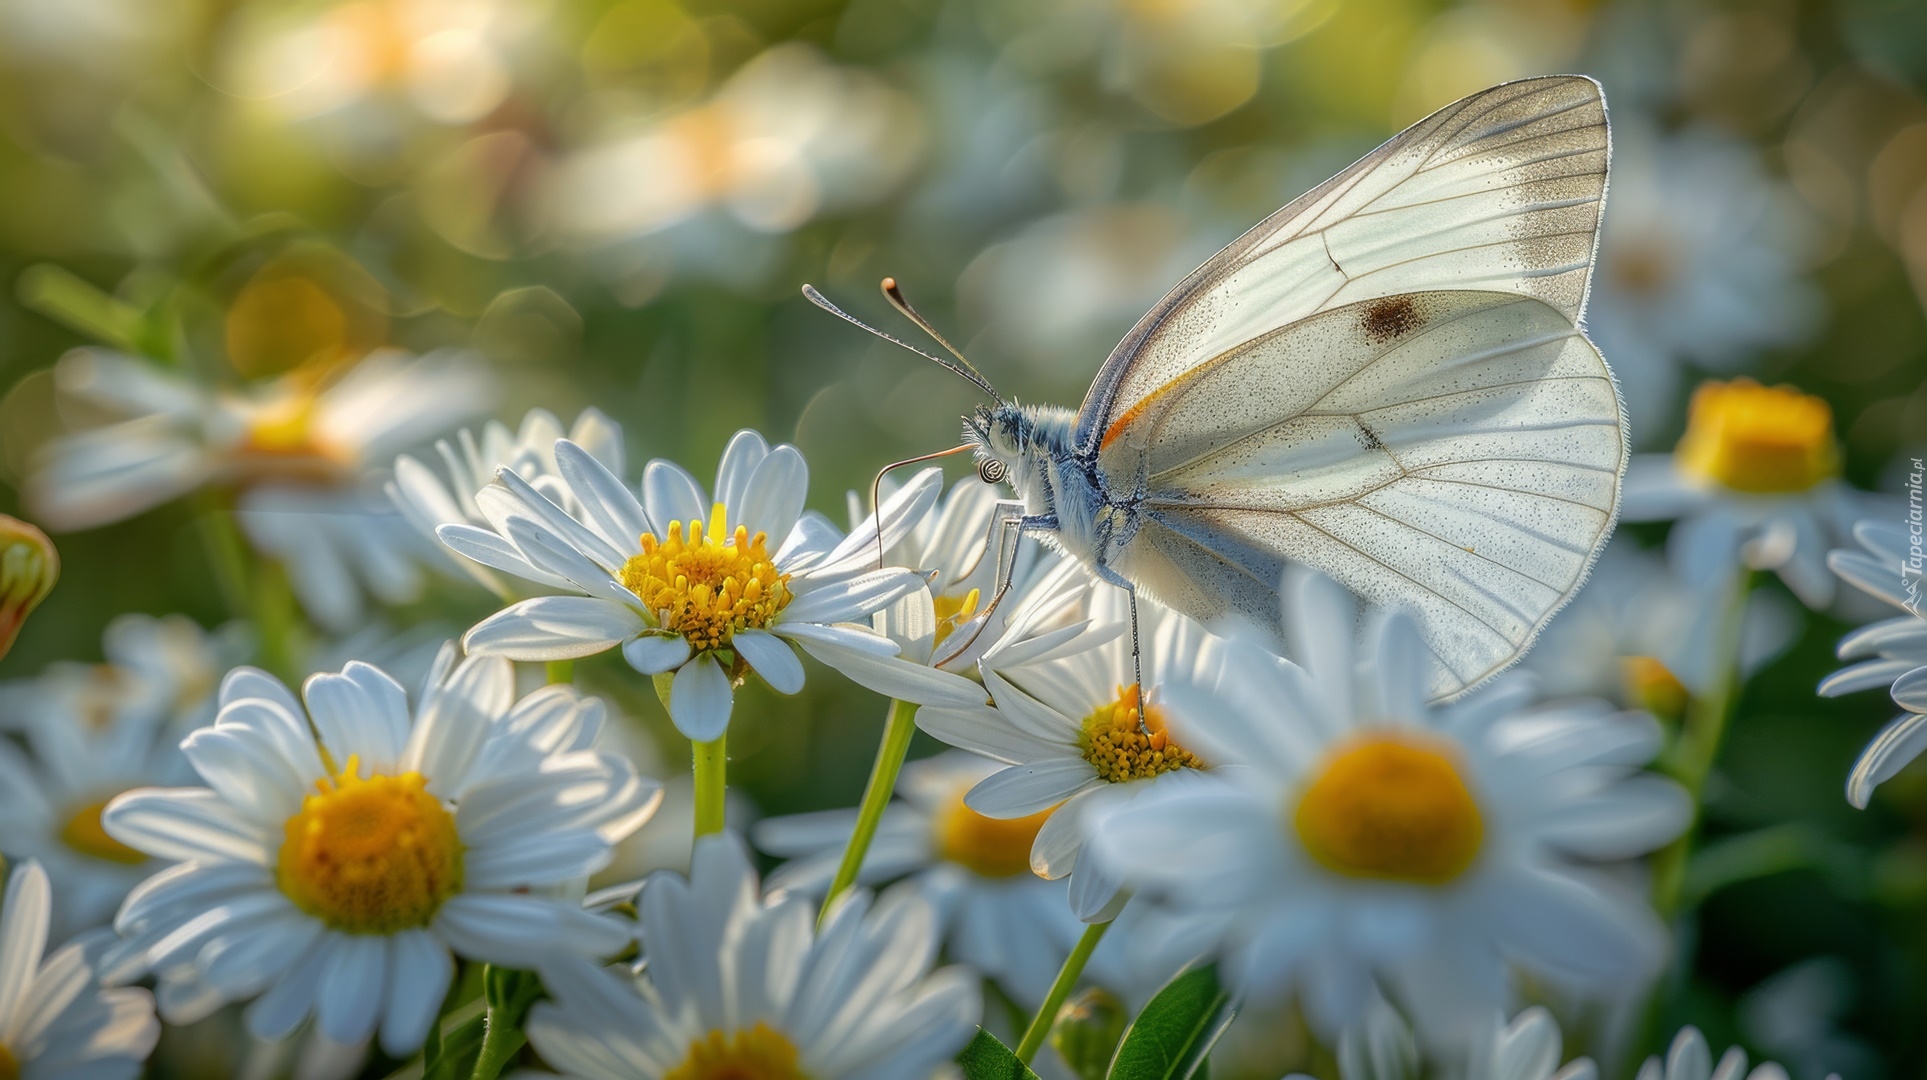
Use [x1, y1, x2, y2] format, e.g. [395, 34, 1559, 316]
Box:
[814, 76, 1625, 700]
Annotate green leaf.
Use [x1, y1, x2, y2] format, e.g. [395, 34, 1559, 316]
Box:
[957, 1028, 1042, 1080]
[1105, 964, 1237, 1080]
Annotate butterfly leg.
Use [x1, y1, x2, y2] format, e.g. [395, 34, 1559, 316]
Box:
[943, 502, 1054, 659]
[1088, 563, 1145, 720]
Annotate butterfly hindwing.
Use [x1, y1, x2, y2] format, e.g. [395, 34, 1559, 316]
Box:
[1106, 290, 1625, 698]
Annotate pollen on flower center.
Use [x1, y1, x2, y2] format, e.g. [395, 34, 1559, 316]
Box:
[1293, 733, 1483, 885]
[934, 789, 1052, 878]
[277, 756, 463, 934]
[60, 797, 147, 865]
[621, 505, 793, 652]
[1079, 685, 1202, 784]
[1674, 378, 1839, 495]
[664, 1022, 809, 1080]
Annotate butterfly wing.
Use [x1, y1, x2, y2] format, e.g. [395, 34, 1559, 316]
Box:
[1082, 75, 1617, 699]
[1107, 289, 1624, 700]
[1077, 75, 1609, 456]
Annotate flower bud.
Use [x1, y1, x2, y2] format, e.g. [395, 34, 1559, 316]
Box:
[0, 515, 58, 661]
[1049, 987, 1127, 1080]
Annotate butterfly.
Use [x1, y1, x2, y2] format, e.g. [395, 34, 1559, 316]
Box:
[809, 75, 1624, 701]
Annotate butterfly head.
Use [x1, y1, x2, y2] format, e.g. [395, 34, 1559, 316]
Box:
[965, 402, 1077, 502]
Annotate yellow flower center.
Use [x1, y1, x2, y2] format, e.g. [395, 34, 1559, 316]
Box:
[226, 275, 350, 379]
[277, 757, 463, 934]
[620, 506, 793, 652]
[931, 588, 982, 649]
[1621, 655, 1689, 721]
[664, 1022, 809, 1080]
[1674, 378, 1839, 495]
[0, 1041, 16, 1080]
[933, 788, 1053, 878]
[1079, 685, 1203, 784]
[59, 797, 147, 865]
[1293, 733, 1484, 885]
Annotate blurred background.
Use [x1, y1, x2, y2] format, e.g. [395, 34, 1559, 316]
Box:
[0, 0, 1923, 1075]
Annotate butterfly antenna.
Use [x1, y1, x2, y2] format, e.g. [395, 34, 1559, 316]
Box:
[869, 443, 974, 569]
[802, 284, 1006, 406]
[879, 277, 1004, 404]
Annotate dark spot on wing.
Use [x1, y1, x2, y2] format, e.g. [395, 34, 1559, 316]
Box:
[1356, 422, 1385, 451]
[1361, 295, 1421, 344]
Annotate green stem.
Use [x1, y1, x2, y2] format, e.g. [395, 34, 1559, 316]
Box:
[1651, 569, 1757, 918]
[468, 1013, 524, 1080]
[545, 659, 575, 685]
[819, 699, 919, 927]
[693, 735, 727, 839]
[1016, 918, 1113, 1065]
[197, 494, 251, 619]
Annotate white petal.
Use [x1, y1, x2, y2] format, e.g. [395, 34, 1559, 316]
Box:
[104, 789, 271, 865]
[379, 931, 453, 1056]
[734, 629, 804, 695]
[966, 760, 1097, 817]
[463, 597, 644, 660]
[436, 522, 573, 590]
[315, 934, 387, 1045]
[554, 438, 651, 552]
[669, 653, 734, 742]
[0, 861, 50, 1026]
[622, 633, 692, 675]
[714, 429, 772, 515]
[737, 444, 808, 544]
[1848, 711, 1927, 809]
[643, 459, 708, 531]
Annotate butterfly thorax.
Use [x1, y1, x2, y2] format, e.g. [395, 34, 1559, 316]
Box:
[967, 402, 1127, 571]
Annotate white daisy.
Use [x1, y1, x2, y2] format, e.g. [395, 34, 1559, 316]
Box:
[0, 615, 246, 938]
[1082, 569, 1689, 1045]
[1586, 121, 1821, 436]
[388, 406, 626, 598]
[25, 347, 496, 630]
[1622, 378, 1862, 609]
[755, 751, 1111, 1009]
[525, 831, 979, 1080]
[1286, 994, 1597, 1080]
[1637, 1026, 1794, 1080]
[915, 588, 1222, 922]
[853, 473, 1091, 674]
[1518, 539, 1797, 715]
[97, 649, 658, 1053]
[1820, 519, 1927, 806]
[0, 860, 160, 1080]
[450, 428, 984, 742]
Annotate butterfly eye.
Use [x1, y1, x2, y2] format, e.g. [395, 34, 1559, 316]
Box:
[978, 459, 1008, 485]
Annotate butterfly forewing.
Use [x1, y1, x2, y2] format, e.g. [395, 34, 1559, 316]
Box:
[1077, 75, 1609, 458]
[1107, 291, 1625, 699]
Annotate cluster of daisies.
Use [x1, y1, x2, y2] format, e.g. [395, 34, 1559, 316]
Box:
[0, 345, 1905, 1079]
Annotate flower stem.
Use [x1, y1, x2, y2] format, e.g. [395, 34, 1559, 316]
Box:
[693, 735, 727, 838]
[1652, 569, 1757, 917]
[545, 659, 574, 685]
[469, 966, 540, 1080]
[1016, 917, 1113, 1065]
[819, 699, 919, 928]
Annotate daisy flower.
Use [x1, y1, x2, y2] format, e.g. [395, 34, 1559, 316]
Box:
[1819, 519, 1927, 806]
[1083, 569, 1689, 1044]
[1287, 994, 1597, 1080]
[0, 860, 159, 1080]
[25, 347, 496, 630]
[388, 406, 626, 598]
[1621, 378, 1861, 609]
[853, 473, 1091, 673]
[1585, 121, 1821, 435]
[1637, 1026, 1794, 1080]
[1519, 539, 1797, 717]
[524, 832, 979, 1080]
[755, 751, 1109, 1008]
[0, 615, 246, 938]
[915, 588, 1222, 922]
[449, 428, 982, 742]
[97, 649, 658, 1052]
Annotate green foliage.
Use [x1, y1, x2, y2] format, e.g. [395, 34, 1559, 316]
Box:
[1105, 965, 1237, 1080]
[958, 1029, 1042, 1080]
